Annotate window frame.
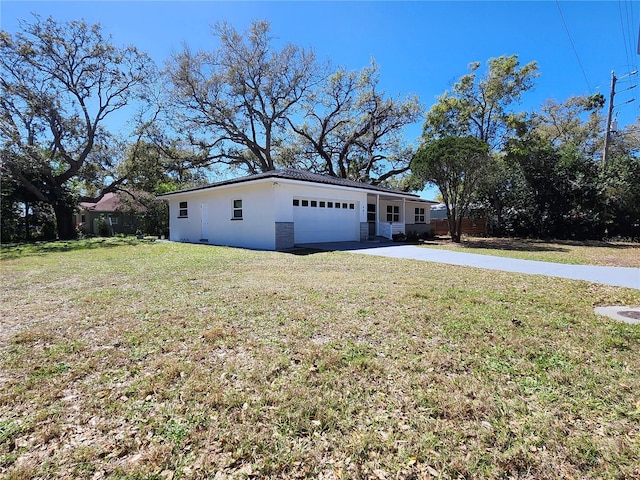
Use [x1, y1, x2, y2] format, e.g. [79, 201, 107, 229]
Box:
[232, 199, 243, 220]
[178, 201, 188, 218]
[414, 207, 425, 223]
[386, 205, 400, 222]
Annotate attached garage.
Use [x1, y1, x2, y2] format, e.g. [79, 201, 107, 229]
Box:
[292, 197, 360, 244]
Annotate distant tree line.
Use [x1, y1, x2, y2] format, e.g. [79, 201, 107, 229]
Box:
[1, 17, 638, 242]
[411, 56, 640, 242]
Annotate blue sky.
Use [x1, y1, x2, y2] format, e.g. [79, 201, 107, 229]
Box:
[1, 1, 639, 199]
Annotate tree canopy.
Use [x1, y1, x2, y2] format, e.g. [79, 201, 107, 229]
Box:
[423, 55, 539, 149]
[411, 136, 489, 242]
[166, 20, 320, 174]
[164, 21, 422, 185]
[285, 61, 423, 184]
[0, 16, 155, 239]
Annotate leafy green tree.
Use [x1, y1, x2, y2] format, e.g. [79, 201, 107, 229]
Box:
[601, 128, 640, 238]
[411, 136, 489, 242]
[504, 133, 603, 239]
[423, 55, 538, 149]
[114, 141, 209, 236]
[529, 94, 604, 160]
[0, 16, 154, 239]
[477, 94, 606, 238]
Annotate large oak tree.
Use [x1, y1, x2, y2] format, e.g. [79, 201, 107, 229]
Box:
[285, 61, 423, 184]
[166, 20, 319, 174]
[0, 16, 154, 239]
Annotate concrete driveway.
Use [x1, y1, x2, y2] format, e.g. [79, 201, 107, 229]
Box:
[298, 241, 640, 290]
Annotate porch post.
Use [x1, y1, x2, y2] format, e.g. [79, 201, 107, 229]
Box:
[376, 194, 380, 236]
[403, 198, 406, 226]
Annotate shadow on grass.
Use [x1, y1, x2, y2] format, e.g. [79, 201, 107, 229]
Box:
[0, 237, 151, 260]
[440, 238, 640, 253]
[459, 239, 569, 253]
[283, 248, 326, 256]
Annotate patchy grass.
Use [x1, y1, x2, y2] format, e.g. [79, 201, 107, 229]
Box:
[421, 237, 640, 267]
[1, 240, 639, 479]
[0, 236, 154, 261]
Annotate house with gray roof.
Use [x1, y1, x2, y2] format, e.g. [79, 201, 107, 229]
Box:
[158, 169, 437, 250]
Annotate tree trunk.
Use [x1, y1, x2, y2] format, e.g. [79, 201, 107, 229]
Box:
[448, 214, 461, 243]
[24, 201, 31, 241]
[53, 203, 77, 240]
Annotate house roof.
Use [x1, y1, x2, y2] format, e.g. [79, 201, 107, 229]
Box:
[78, 192, 121, 212]
[78, 192, 146, 212]
[158, 168, 437, 202]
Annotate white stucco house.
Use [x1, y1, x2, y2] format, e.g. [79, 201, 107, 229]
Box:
[158, 169, 437, 251]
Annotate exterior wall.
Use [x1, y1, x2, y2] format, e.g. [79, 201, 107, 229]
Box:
[404, 201, 432, 237]
[374, 199, 433, 239]
[168, 182, 277, 250]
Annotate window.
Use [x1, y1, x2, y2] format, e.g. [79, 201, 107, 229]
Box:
[349, 203, 355, 210]
[232, 199, 243, 219]
[311, 200, 317, 207]
[415, 207, 425, 223]
[327, 202, 333, 208]
[335, 202, 341, 209]
[319, 201, 325, 207]
[81, 214, 86, 223]
[179, 201, 188, 218]
[302, 200, 309, 207]
[109, 215, 119, 225]
[293, 199, 300, 206]
[367, 204, 376, 222]
[386, 205, 399, 222]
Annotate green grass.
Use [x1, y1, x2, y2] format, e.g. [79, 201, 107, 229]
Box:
[421, 237, 640, 267]
[1, 240, 639, 479]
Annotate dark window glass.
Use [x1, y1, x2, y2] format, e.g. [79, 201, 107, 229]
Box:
[233, 199, 243, 219]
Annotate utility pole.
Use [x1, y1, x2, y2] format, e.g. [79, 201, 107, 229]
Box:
[602, 71, 616, 169]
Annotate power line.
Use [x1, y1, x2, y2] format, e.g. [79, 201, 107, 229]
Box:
[555, 0, 592, 92]
[619, 0, 631, 69]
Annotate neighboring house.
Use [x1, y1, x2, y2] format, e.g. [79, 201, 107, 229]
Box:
[76, 192, 142, 236]
[158, 169, 438, 251]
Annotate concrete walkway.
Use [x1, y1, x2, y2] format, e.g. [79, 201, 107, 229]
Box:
[298, 242, 640, 290]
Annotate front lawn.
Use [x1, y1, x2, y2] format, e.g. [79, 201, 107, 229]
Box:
[1, 241, 639, 479]
[421, 237, 640, 268]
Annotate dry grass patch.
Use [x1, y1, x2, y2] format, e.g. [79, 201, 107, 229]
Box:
[421, 237, 640, 267]
[1, 240, 639, 479]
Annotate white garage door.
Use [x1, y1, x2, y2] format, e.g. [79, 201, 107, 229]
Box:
[293, 199, 359, 244]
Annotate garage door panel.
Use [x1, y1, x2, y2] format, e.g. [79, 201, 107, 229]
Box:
[293, 204, 359, 243]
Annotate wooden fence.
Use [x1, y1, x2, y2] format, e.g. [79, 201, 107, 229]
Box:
[431, 218, 488, 237]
